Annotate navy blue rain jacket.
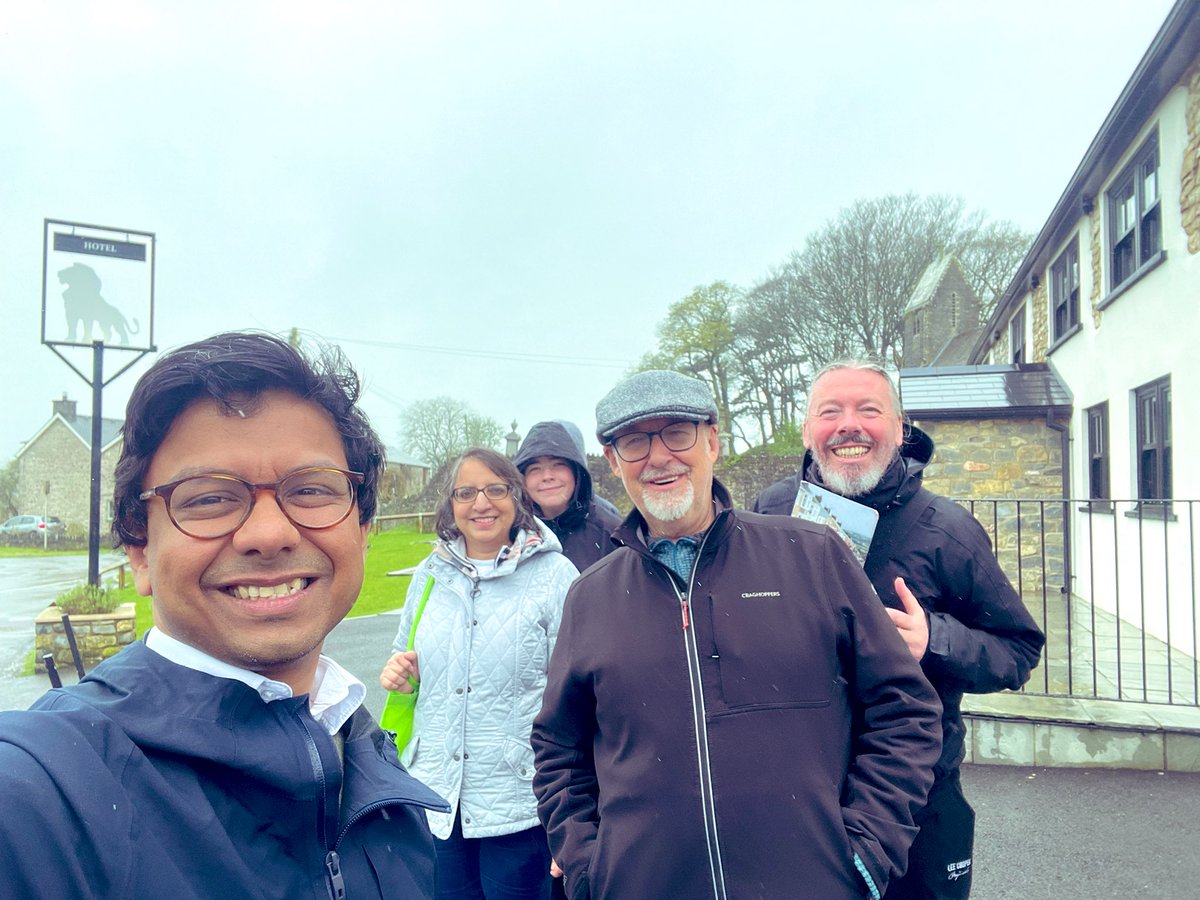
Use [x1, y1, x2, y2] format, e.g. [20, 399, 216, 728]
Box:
[0, 641, 448, 899]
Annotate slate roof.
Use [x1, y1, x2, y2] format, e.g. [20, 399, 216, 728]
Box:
[928, 327, 985, 366]
[903, 255, 955, 314]
[17, 412, 125, 456]
[65, 415, 125, 449]
[899, 364, 1073, 419]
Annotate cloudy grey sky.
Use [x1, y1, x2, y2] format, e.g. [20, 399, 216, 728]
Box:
[0, 0, 1178, 465]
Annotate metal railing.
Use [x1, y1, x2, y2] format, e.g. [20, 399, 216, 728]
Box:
[960, 498, 1198, 707]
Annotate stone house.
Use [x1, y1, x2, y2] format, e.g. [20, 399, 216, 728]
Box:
[901, 256, 984, 367]
[899, 365, 1072, 600]
[378, 448, 432, 512]
[15, 395, 123, 534]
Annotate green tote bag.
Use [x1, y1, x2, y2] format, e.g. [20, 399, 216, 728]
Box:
[379, 575, 434, 757]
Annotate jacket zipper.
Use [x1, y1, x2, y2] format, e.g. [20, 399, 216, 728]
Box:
[295, 711, 346, 900]
[664, 526, 728, 900]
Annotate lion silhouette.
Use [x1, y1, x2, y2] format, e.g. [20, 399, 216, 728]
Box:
[57, 263, 140, 344]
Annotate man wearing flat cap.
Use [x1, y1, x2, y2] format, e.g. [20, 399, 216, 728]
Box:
[531, 370, 944, 900]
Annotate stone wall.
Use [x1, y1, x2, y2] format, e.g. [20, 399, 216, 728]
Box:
[17, 421, 120, 534]
[1182, 58, 1200, 254]
[35, 603, 137, 673]
[1089, 210, 1103, 326]
[1031, 280, 1049, 363]
[994, 325, 1010, 366]
[913, 415, 1067, 599]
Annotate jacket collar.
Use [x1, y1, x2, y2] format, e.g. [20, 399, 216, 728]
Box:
[801, 425, 935, 512]
[435, 520, 563, 579]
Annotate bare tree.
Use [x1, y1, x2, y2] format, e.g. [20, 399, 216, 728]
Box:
[637, 194, 1032, 448]
[785, 194, 1031, 367]
[400, 397, 504, 469]
[955, 217, 1034, 318]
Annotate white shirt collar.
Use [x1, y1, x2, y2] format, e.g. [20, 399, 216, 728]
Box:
[144, 627, 365, 735]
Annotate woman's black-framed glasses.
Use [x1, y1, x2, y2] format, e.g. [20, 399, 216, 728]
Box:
[451, 483, 513, 504]
[610, 421, 700, 462]
[139, 467, 365, 539]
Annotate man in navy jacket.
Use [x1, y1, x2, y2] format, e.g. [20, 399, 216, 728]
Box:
[0, 332, 447, 899]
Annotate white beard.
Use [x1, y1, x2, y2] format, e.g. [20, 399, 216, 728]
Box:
[814, 443, 896, 497]
[817, 458, 889, 497]
[640, 473, 696, 523]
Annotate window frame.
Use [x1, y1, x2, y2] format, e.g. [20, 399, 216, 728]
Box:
[1105, 131, 1162, 297]
[1082, 402, 1111, 513]
[1009, 306, 1026, 364]
[1049, 236, 1081, 347]
[1133, 376, 1172, 508]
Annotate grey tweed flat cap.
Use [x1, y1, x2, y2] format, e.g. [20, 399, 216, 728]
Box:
[595, 370, 718, 441]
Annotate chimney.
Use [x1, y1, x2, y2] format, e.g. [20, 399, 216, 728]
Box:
[52, 393, 77, 421]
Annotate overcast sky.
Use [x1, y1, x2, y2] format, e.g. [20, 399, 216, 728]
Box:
[0, 0, 1179, 467]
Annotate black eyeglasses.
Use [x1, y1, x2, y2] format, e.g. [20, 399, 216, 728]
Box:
[451, 483, 513, 504]
[610, 421, 700, 462]
[139, 467, 364, 539]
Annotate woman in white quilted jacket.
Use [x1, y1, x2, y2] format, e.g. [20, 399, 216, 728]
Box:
[380, 447, 578, 900]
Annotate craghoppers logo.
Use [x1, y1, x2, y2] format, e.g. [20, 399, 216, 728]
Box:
[740, 590, 781, 598]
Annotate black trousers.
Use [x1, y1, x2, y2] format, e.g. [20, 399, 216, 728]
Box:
[884, 769, 976, 900]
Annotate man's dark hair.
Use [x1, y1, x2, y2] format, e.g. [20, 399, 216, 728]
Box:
[434, 447, 539, 546]
[112, 331, 385, 547]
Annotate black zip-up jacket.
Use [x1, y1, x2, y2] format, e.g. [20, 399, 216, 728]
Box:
[514, 421, 621, 572]
[532, 481, 942, 900]
[753, 427, 1045, 778]
[0, 641, 449, 899]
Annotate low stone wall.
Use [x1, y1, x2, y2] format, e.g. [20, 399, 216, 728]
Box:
[35, 603, 137, 674]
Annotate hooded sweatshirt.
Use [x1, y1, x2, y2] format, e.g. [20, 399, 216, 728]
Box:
[514, 420, 621, 572]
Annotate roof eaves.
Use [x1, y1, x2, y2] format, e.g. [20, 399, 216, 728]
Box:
[971, 0, 1200, 363]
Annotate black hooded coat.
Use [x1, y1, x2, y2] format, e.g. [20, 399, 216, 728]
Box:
[753, 425, 1045, 778]
[514, 421, 621, 573]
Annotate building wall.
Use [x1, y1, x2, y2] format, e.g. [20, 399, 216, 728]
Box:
[1046, 79, 1197, 503]
[1182, 59, 1200, 252]
[16, 421, 120, 534]
[1030, 280, 1049, 363]
[901, 261, 981, 367]
[974, 51, 1200, 651]
[912, 415, 1066, 598]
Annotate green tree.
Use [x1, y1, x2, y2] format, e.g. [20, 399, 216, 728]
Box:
[638, 281, 741, 436]
[0, 458, 18, 519]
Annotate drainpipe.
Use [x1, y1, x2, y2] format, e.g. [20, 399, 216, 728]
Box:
[1046, 411, 1071, 599]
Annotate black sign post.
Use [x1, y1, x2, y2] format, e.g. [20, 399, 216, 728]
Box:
[42, 220, 156, 586]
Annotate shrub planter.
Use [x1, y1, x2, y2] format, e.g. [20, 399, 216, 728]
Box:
[35, 603, 137, 674]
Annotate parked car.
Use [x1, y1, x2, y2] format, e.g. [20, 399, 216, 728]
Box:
[0, 514, 67, 543]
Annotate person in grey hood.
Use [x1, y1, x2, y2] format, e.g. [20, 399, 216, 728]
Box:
[514, 420, 621, 572]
